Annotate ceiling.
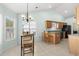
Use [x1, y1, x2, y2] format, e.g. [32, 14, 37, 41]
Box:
[2, 3, 79, 18]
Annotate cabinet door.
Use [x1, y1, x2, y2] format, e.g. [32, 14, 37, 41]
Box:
[58, 23, 64, 29]
[46, 21, 52, 28]
[55, 33, 60, 44]
[76, 7, 79, 24]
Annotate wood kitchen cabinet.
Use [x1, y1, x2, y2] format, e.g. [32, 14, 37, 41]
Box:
[45, 21, 52, 28]
[45, 20, 64, 29]
[43, 31, 60, 44]
[57, 22, 64, 29]
[49, 32, 60, 44]
[54, 32, 60, 44]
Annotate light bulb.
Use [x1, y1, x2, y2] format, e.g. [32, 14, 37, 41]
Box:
[20, 14, 26, 18]
[64, 10, 68, 14]
[48, 5, 52, 8]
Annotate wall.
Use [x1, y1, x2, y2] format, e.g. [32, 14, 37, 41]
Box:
[0, 14, 3, 54]
[18, 10, 64, 43]
[31, 10, 64, 41]
[65, 17, 77, 34]
[0, 4, 18, 54]
[65, 16, 79, 34]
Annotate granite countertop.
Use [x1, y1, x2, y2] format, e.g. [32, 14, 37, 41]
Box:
[47, 30, 62, 32]
[68, 34, 79, 39]
[68, 34, 79, 37]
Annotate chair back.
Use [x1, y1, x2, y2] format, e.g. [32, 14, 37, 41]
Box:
[21, 34, 34, 47]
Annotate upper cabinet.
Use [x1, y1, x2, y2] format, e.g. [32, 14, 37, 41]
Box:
[45, 21, 52, 28]
[76, 7, 79, 24]
[57, 22, 64, 29]
[45, 20, 64, 29]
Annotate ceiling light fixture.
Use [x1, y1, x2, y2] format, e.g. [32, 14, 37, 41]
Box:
[64, 10, 68, 14]
[26, 3, 29, 22]
[48, 5, 52, 8]
[21, 3, 29, 22]
[20, 3, 30, 34]
[21, 3, 35, 34]
[35, 6, 38, 9]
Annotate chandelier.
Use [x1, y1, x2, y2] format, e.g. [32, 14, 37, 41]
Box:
[21, 3, 36, 35]
[21, 3, 30, 34]
[21, 3, 30, 22]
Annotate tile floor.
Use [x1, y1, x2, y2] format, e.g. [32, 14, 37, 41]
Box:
[1, 39, 73, 56]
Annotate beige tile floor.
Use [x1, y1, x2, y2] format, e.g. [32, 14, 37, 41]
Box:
[1, 39, 73, 56]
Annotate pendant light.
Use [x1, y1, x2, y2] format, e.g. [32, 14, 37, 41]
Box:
[26, 3, 30, 34]
[26, 3, 29, 22]
[22, 3, 30, 34]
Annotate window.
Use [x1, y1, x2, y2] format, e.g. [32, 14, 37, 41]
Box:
[5, 17, 16, 41]
[23, 21, 36, 34]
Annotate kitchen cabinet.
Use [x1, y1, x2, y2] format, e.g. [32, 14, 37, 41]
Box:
[43, 31, 61, 44]
[54, 32, 60, 44]
[45, 21, 52, 28]
[49, 32, 60, 44]
[45, 20, 64, 29]
[57, 22, 64, 29]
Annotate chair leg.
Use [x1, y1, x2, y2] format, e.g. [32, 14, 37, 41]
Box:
[23, 48, 24, 56]
[33, 47, 34, 56]
[21, 48, 24, 56]
[21, 47, 22, 56]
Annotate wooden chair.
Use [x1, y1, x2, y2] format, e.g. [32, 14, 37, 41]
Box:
[21, 34, 34, 56]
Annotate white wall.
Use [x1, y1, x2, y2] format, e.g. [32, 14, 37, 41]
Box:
[65, 17, 77, 34]
[0, 4, 18, 55]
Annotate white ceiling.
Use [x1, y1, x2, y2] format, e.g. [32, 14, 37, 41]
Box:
[2, 3, 79, 18]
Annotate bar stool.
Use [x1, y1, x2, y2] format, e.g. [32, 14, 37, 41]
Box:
[21, 34, 34, 56]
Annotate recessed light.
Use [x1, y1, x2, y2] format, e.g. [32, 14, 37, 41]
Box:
[64, 10, 68, 14]
[35, 6, 38, 9]
[48, 5, 52, 8]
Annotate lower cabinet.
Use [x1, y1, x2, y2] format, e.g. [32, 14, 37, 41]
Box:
[43, 32, 60, 44]
[54, 32, 60, 44]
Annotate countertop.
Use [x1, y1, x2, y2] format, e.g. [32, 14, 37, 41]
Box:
[47, 30, 62, 32]
[68, 34, 79, 38]
[68, 34, 79, 36]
